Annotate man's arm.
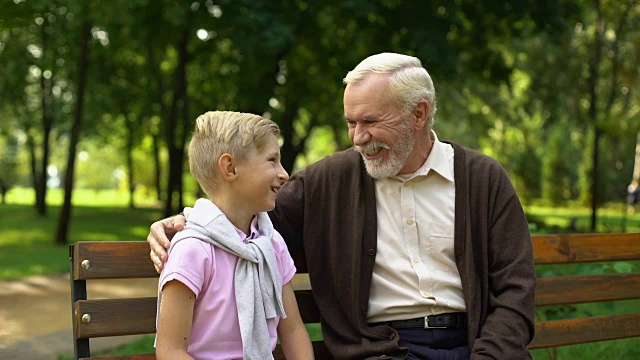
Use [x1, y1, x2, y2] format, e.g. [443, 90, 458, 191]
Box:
[147, 214, 185, 272]
[472, 176, 536, 358]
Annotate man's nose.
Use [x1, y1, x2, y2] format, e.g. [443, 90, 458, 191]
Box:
[352, 124, 371, 146]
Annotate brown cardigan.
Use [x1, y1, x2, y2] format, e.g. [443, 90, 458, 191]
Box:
[269, 143, 535, 359]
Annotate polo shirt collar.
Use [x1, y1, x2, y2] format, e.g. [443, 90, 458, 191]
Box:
[234, 215, 260, 243]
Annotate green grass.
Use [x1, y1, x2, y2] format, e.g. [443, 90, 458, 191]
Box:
[0, 187, 167, 280]
[526, 204, 640, 233]
[0, 203, 162, 280]
[56, 335, 156, 360]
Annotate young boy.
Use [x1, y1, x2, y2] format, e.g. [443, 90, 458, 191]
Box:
[155, 111, 314, 359]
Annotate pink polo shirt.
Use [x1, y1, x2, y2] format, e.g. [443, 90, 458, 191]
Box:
[158, 217, 296, 360]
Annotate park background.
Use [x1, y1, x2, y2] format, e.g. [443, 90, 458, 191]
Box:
[1, 0, 639, 359]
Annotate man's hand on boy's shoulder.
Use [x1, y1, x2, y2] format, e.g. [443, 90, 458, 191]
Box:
[148, 214, 186, 272]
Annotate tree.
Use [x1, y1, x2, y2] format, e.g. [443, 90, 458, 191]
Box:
[55, 4, 92, 245]
[0, 129, 19, 204]
[0, 1, 74, 215]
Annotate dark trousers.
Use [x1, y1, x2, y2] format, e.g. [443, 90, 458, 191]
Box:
[395, 327, 470, 360]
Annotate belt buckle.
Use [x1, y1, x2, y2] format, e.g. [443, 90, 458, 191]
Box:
[423, 315, 447, 329]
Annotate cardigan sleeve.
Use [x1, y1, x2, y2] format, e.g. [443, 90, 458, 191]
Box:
[268, 169, 307, 270]
[471, 164, 536, 359]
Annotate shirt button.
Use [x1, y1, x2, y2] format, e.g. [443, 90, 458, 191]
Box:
[413, 258, 420, 264]
[389, 333, 396, 340]
[361, 306, 367, 314]
[406, 219, 414, 225]
[368, 248, 375, 256]
[421, 291, 430, 297]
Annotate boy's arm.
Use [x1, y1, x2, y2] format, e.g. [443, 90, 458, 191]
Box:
[277, 282, 315, 359]
[155, 280, 196, 360]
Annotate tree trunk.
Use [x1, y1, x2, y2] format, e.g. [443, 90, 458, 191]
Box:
[26, 134, 43, 213]
[37, 22, 54, 217]
[153, 133, 162, 201]
[0, 179, 6, 204]
[163, 28, 189, 218]
[588, 0, 603, 232]
[124, 113, 135, 209]
[55, 19, 91, 245]
[280, 101, 298, 173]
[145, 44, 165, 203]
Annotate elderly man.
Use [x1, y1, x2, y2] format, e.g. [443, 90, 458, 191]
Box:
[148, 52, 535, 359]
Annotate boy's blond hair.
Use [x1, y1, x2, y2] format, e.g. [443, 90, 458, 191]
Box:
[188, 111, 280, 197]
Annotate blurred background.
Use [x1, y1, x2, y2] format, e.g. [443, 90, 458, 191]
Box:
[1, 0, 640, 272]
[0, 0, 639, 357]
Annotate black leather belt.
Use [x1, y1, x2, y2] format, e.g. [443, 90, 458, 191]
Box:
[370, 312, 467, 329]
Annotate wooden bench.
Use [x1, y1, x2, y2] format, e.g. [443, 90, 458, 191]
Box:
[69, 233, 640, 359]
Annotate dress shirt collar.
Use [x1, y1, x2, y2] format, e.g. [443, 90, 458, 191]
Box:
[393, 131, 454, 183]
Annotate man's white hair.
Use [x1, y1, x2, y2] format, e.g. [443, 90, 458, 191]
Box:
[343, 52, 437, 130]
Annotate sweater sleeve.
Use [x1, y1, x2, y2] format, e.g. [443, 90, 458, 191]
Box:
[471, 164, 536, 359]
[269, 169, 307, 270]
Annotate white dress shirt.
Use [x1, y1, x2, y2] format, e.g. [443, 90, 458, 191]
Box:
[367, 132, 465, 323]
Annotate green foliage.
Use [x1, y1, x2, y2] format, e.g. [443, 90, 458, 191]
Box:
[541, 125, 580, 205]
[0, 129, 19, 197]
[2, 0, 639, 235]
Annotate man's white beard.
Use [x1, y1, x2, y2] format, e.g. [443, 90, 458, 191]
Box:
[356, 123, 415, 179]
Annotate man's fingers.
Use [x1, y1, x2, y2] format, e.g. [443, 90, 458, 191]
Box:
[151, 250, 164, 273]
[148, 233, 169, 261]
[147, 214, 186, 274]
[172, 215, 186, 232]
[150, 221, 172, 251]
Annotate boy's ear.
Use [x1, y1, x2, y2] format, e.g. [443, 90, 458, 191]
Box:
[217, 153, 237, 181]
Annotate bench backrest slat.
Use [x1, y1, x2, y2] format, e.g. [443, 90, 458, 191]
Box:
[532, 233, 640, 264]
[535, 273, 640, 306]
[294, 290, 322, 324]
[530, 313, 640, 349]
[73, 241, 159, 280]
[74, 297, 157, 338]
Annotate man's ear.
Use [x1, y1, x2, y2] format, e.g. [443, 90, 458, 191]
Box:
[217, 153, 237, 182]
[412, 99, 430, 131]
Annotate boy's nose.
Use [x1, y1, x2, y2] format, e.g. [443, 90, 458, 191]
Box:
[277, 167, 289, 182]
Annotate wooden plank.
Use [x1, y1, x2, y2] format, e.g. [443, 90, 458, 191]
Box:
[532, 233, 640, 264]
[291, 273, 311, 290]
[535, 273, 640, 306]
[295, 290, 322, 324]
[309, 341, 333, 360]
[273, 341, 333, 360]
[74, 297, 157, 338]
[529, 313, 640, 349]
[73, 241, 159, 280]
